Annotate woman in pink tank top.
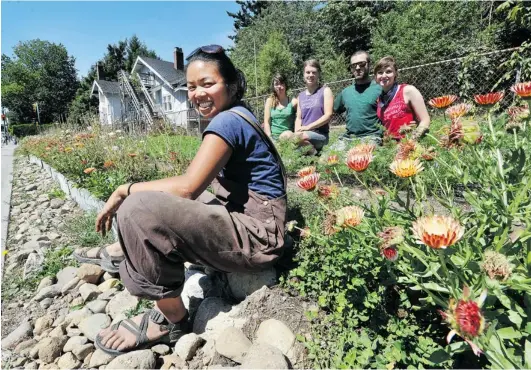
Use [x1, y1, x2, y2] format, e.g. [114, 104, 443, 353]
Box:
[374, 57, 430, 140]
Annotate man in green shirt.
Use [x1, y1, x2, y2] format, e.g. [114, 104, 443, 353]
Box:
[332, 51, 383, 150]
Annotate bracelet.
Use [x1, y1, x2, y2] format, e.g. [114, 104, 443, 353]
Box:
[127, 182, 136, 196]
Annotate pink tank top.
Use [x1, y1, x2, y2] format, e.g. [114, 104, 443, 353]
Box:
[377, 84, 416, 139]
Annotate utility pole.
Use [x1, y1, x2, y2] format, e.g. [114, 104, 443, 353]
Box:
[254, 37, 258, 97]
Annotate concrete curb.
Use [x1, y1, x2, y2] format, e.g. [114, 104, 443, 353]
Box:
[28, 155, 118, 239]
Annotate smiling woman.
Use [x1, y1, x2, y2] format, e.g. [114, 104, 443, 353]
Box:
[87, 45, 289, 356]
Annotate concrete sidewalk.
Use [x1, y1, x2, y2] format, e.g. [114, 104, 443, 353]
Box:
[1, 143, 17, 270]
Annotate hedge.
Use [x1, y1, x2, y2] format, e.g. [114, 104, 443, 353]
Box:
[8, 124, 54, 138]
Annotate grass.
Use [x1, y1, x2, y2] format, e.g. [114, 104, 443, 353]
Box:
[124, 298, 154, 318]
[48, 186, 66, 199]
[62, 211, 115, 248]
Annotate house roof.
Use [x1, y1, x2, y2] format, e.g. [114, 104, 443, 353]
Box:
[91, 80, 121, 95]
[132, 56, 186, 88]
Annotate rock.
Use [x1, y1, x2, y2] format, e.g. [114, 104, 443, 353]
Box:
[25, 184, 37, 191]
[102, 272, 116, 281]
[86, 300, 108, 314]
[174, 333, 205, 361]
[82, 352, 93, 367]
[13, 247, 39, 263]
[64, 307, 92, 327]
[29, 346, 39, 359]
[215, 327, 252, 363]
[35, 235, 50, 242]
[63, 336, 88, 352]
[48, 232, 61, 240]
[38, 336, 68, 363]
[39, 298, 53, 309]
[105, 290, 139, 319]
[50, 199, 65, 209]
[48, 325, 66, 338]
[151, 344, 171, 355]
[14, 339, 38, 354]
[33, 284, 61, 302]
[66, 327, 82, 337]
[77, 264, 104, 284]
[256, 319, 295, 357]
[36, 276, 54, 293]
[88, 349, 114, 367]
[56, 267, 79, 289]
[11, 357, 27, 367]
[70, 297, 83, 307]
[182, 271, 213, 318]
[24, 361, 38, 370]
[193, 298, 247, 341]
[201, 340, 217, 366]
[98, 288, 118, 301]
[72, 344, 93, 361]
[23, 252, 44, 279]
[241, 343, 289, 369]
[34, 315, 54, 336]
[161, 355, 186, 370]
[227, 269, 277, 301]
[106, 350, 156, 369]
[98, 278, 120, 292]
[79, 283, 100, 302]
[57, 352, 81, 369]
[61, 277, 80, 294]
[78, 314, 111, 342]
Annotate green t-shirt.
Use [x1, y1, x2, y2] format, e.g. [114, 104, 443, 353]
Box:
[333, 81, 382, 138]
[270, 102, 295, 138]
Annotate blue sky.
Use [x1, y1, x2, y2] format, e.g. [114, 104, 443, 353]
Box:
[1, 1, 241, 78]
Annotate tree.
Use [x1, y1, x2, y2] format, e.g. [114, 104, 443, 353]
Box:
[256, 32, 296, 95]
[125, 35, 158, 72]
[227, 0, 271, 41]
[1, 39, 79, 124]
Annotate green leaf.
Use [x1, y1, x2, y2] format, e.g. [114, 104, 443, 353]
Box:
[497, 326, 523, 339]
[427, 349, 450, 364]
[525, 340, 531, 369]
[507, 310, 523, 327]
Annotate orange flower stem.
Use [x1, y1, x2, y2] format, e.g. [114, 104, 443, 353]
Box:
[333, 168, 344, 188]
[487, 111, 496, 141]
[438, 249, 454, 296]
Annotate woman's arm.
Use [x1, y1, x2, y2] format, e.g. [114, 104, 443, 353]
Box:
[303, 87, 334, 131]
[405, 85, 430, 139]
[295, 99, 302, 132]
[263, 97, 273, 137]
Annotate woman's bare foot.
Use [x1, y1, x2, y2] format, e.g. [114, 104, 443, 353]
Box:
[77, 241, 124, 258]
[97, 297, 187, 352]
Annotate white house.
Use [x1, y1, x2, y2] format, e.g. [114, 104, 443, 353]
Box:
[93, 47, 202, 129]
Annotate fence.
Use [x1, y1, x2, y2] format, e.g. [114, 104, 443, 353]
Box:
[243, 47, 523, 126]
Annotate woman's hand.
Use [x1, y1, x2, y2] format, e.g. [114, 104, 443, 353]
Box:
[95, 185, 128, 236]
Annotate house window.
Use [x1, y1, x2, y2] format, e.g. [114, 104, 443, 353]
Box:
[163, 95, 172, 111]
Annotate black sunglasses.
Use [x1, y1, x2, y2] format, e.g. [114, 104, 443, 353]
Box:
[350, 61, 368, 69]
[185, 45, 224, 61]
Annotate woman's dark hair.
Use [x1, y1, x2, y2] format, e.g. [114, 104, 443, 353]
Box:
[374, 56, 398, 76]
[185, 50, 249, 110]
[270, 73, 288, 108]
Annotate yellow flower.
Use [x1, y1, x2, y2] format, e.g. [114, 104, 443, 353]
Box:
[64, 147, 74, 153]
[411, 215, 464, 249]
[335, 206, 364, 228]
[389, 158, 423, 178]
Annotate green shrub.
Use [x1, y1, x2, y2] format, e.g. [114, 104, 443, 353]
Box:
[9, 123, 54, 138]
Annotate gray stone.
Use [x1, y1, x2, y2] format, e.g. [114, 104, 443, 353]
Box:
[13, 247, 39, 263]
[29, 346, 39, 359]
[70, 297, 83, 307]
[102, 271, 116, 281]
[78, 314, 111, 342]
[88, 349, 114, 367]
[38, 336, 68, 363]
[215, 327, 252, 363]
[56, 266, 78, 289]
[82, 352, 93, 367]
[106, 350, 156, 369]
[11, 357, 27, 367]
[193, 298, 247, 341]
[72, 343, 94, 361]
[50, 199, 65, 209]
[39, 298, 53, 309]
[48, 325, 66, 338]
[97, 278, 120, 292]
[182, 271, 213, 318]
[35, 235, 50, 242]
[227, 269, 277, 301]
[241, 343, 289, 369]
[60, 277, 80, 294]
[23, 252, 44, 279]
[79, 283, 100, 302]
[64, 307, 92, 327]
[63, 336, 88, 352]
[25, 184, 37, 191]
[57, 352, 81, 369]
[77, 264, 104, 284]
[86, 300, 108, 314]
[160, 355, 185, 370]
[105, 290, 139, 319]
[14, 339, 38, 355]
[174, 333, 205, 361]
[255, 319, 296, 356]
[34, 315, 55, 336]
[48, 232, 60, 240]
[66, 327, 83, 337]
[151, 344, 171, 355]
[98, 288, 118, 301]
[24, 361, 38, 370]
[32, 284, 61, 301]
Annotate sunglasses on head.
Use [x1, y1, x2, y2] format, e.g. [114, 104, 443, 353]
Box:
[185, 45, 224, 61]
[350, 61, 368, 69]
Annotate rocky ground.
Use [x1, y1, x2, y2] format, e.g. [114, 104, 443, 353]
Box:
[1, 156, 313, 369]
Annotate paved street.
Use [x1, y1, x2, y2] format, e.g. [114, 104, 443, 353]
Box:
[1, 143, 17, 270]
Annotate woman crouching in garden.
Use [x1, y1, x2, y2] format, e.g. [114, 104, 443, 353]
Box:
[91, 45, 287, 355]
[375, 56, 430, 140]
[263, 73, 298, 141]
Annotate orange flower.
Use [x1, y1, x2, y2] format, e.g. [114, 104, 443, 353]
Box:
[473, 92, 504, 106]
[411, 215, 464, 249]
[511, 81, 531, 100]
[83, 167, 96, 174]
[81, 159, 88, 165]
[45, 146, 51, 151]
[297, 166, 316, 178]
[64, 147, 74, 153]
[335, 205, 364, 228]
[327, 155, 339, 166]
[297, 173, 320, 191]
[389, 158, 423, 178]
[428, 95, 458, 109]
[348, 143, 376, 156]
[128, 153, 138, 158]
[346, 153, 373, 172]
[103, 160, 114, 168]
[169, 151, 178, 161]
[507, 105, 530, 121]
[446, 103, 472, 119]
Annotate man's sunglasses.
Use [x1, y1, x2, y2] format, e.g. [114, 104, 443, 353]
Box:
[185, 45, 224, 61]
[350, 61, 368, 69]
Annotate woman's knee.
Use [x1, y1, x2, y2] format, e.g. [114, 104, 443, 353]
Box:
[279, 131, 294, 141]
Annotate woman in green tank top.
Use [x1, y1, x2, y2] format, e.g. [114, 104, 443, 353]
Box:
[263, 73, 298, 140]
